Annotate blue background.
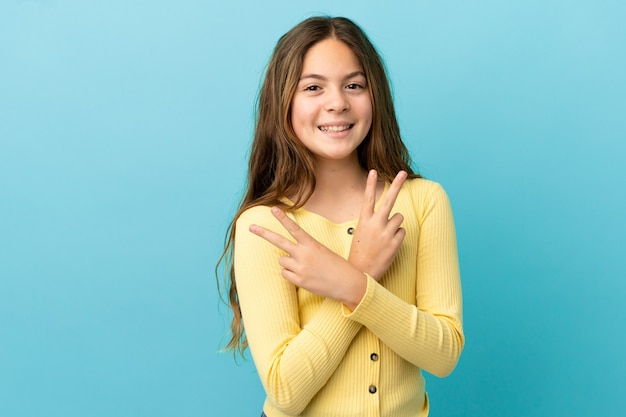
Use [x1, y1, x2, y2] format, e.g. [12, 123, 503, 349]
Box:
[1, 1, 625, 416]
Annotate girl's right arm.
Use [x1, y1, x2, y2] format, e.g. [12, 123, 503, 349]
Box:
[234, 207, 362, 415]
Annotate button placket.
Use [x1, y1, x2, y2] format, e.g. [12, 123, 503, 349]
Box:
[366, 332, 381, 406]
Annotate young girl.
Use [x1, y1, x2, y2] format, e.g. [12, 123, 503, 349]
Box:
[219, 16, 464, 417]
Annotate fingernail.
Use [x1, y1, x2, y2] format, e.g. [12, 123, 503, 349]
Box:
[271, 206, 281, 215]
[369, 169, 376, 178]
[249, 225, 259, 233]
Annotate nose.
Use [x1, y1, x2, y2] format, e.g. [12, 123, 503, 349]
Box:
[324, 86, 350, 112]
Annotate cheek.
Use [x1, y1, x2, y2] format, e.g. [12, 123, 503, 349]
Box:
[295, 97, 313, 113]
[290, 98, 303, 124]
[290, 100, 308, 141]
[359, 98, 373, 127]
[291, 99, 316, 130]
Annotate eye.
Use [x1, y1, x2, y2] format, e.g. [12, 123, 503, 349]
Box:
[346, 83, 364, 90]
[304, 85, 321, 92]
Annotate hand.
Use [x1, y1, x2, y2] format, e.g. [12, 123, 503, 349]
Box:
[249, 207, 366, 309]
[348, 170, 407, 281]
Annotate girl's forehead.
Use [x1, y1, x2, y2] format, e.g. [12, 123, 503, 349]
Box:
[301, 38, 363, 76]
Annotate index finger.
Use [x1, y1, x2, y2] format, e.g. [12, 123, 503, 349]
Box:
[249, 223, 296, 255]
[270, 206, 315, 244]
[377, 170, 407, 217]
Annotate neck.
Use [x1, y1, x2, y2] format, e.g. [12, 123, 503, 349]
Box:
[311, 156, 367, 198]
[295, 155, 373, 224]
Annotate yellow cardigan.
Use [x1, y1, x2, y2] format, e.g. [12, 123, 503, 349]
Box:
[234, 178, 464, 417]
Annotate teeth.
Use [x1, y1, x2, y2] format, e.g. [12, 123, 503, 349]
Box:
[319, 125, 351, 132]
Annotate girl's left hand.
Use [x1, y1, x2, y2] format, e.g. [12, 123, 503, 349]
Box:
[249, 207, 366, 309]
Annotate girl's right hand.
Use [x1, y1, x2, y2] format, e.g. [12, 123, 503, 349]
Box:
[348, 170, 407, 281]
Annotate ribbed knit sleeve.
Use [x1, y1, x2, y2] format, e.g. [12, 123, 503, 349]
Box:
[343, 181, 464, 377]
[234, 207, 362, 415]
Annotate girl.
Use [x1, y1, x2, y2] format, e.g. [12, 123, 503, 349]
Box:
[219, 16, 464, 417]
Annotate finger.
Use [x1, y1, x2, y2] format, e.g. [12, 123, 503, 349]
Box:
[377, 171, 407, 217]
[249, 224, 296, 254]
[278, 255, 297, 271]
[394, 227, 407, 242]
[280, 268, 300, 286]
[359, 169, 378, 218]
[387, 212, 405, 230]
[271, 206, 314, 244]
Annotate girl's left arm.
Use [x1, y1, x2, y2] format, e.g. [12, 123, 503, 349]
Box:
[343, 181, 464, 377]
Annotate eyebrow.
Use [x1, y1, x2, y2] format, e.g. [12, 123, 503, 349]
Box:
[299, 71, 366, 82]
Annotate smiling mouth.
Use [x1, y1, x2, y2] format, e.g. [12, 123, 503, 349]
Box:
[318, 124, 353, 132]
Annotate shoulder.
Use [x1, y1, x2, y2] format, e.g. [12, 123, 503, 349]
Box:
[400, 177, 454, 220]
[237, 205, 277, 229]
[403, 177, 450, 202]
[238, 205, 273, 223]
[236, 205, 290, 236]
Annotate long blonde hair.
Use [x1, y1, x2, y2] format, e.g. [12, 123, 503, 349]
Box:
[217, 16, 419, 357]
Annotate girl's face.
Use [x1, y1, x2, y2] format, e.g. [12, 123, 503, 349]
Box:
[290, 38, 373, 164]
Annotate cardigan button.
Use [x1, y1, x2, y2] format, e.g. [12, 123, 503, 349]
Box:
[368, 385, 377, 394]
[347, 227, 355, 235]
[370, 353, 379, 361]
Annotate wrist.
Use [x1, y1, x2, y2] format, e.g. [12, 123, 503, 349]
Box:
[342, 271, 368, 311]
